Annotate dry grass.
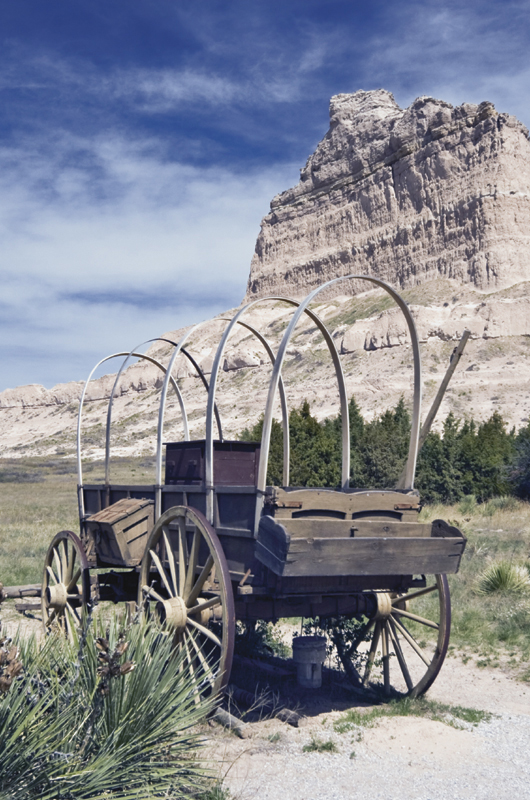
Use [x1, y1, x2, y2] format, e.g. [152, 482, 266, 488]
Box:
[0, 456, 158, 587]
[3, 458, 530, 677]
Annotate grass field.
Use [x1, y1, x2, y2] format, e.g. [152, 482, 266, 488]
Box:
[2, 457, 530, 676]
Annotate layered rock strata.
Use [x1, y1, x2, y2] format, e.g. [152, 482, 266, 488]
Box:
[246, 90, 530, 300]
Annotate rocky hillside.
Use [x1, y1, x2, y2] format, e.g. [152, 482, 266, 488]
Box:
[2, 90, 530, 462]
[247, 90, 530, 300]
[1, 279, 530, 461]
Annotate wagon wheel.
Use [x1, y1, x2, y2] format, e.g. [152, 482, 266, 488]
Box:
[338, 575, 450, 698]
[41, 530, 91, 641]
[138, 506, 235, 698]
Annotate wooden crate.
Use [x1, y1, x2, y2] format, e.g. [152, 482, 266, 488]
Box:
[165, 439, 260, 486]
[85, 498, 154, 567]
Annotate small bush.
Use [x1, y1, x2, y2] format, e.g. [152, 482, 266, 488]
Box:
[458, 495, 477, 515]
[474, 561, 530, 595]
[482, 496, 522, 516]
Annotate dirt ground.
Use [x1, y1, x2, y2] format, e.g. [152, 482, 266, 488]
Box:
[4, 600, 529, 800]
[204, 652, 530, 800]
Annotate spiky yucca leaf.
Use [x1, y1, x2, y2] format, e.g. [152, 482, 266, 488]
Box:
[474, 561, 530, 596]
[0, 616, 216, 800]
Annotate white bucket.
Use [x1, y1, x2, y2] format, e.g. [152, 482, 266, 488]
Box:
[292, 635, 327, 689]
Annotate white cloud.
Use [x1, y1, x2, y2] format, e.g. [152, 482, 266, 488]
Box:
[0, 132, 298, 389]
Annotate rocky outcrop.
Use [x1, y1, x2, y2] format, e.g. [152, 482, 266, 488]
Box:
[341, 297, 530, 353]
[246, 90, 530, 300]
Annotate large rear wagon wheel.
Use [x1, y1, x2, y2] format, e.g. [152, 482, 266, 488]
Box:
[41, 531, 91, 641]
[138, 506, 235, 699]
[339, 575, 451, 698]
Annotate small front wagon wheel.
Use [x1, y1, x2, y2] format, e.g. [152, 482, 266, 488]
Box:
[138, 506, 235, 699]
[41, 531, 91, 641]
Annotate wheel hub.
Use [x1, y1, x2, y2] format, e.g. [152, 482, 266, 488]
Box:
[46, 583, 67, 610]
[156, 596, 188, 632]
[374, 591, 393, 619]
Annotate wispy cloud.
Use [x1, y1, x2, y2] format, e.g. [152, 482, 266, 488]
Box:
[361, 1, 530, 123]
[1, 0, 529, 393]
[0, 129, 297, 388]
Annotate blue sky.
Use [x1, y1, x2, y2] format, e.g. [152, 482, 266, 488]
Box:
[1, 0, 529, 391]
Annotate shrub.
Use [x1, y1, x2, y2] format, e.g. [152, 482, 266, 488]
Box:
[481, 496, 522, 516]
[474, 561, 530, 596]
[458, 495, 477, 516]
[0, 614, 214, 800]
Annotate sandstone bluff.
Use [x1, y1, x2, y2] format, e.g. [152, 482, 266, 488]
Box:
[247, 90, 530, 300]
[2, 89, 530, 459]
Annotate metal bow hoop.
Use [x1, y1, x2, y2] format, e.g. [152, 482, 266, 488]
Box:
[203, 296, 351, 526]
[253, 276, 422, 532]
[76, 348, 187, 519]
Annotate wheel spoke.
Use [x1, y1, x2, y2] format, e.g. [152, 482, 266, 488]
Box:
[66, 568, 81, 593]
[162, 527, 178, 597]
[46, 609, 57, 627]
[392, 607, 439, 630]
[381, 622, 390, 695]
[142, 584, 165, 604]
[149, 549, 174, 598]
[391, 615, 431, 667]
[388, 618, 413, 692]
[187, 594, 221, 616]
[46, 566, 59, 586]
[65, 545, 77, 584]
[363, 620, 382, 686]
[186, 555, 215, 607]
[187, 630, 216, 684]
[178, 517, 187, 594]
[184, 529, 201, 600]
[392, 585, 437, 605]
[66, 601, 81, 624]
[53, 548, 63, 583]
[182, 638, 202, 705]
[186, 616, 222, 648]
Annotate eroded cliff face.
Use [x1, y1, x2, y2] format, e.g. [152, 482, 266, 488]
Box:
[246, 90, 530, 300]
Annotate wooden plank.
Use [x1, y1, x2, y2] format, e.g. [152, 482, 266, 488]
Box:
[255, 536, 465, 578]
[2, 583, 41, 598]
[278, 518, 432, 539]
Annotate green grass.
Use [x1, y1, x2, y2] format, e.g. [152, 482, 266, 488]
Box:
[302, 737, 338, 753]
[333, 697, 491, 736]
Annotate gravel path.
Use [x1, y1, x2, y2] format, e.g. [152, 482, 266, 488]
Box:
[207, 657, 530, 799]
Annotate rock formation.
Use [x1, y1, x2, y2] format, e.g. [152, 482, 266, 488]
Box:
[246, 90, 530, 300]
[3, 90, 530, 459]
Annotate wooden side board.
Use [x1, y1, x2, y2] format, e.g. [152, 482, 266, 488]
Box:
[255, 515, 466, 578]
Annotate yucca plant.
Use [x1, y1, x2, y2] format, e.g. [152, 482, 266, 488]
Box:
[474, 561, 530, 596]
[0, 614, 216, 800]
[458, 494, 477, 516]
